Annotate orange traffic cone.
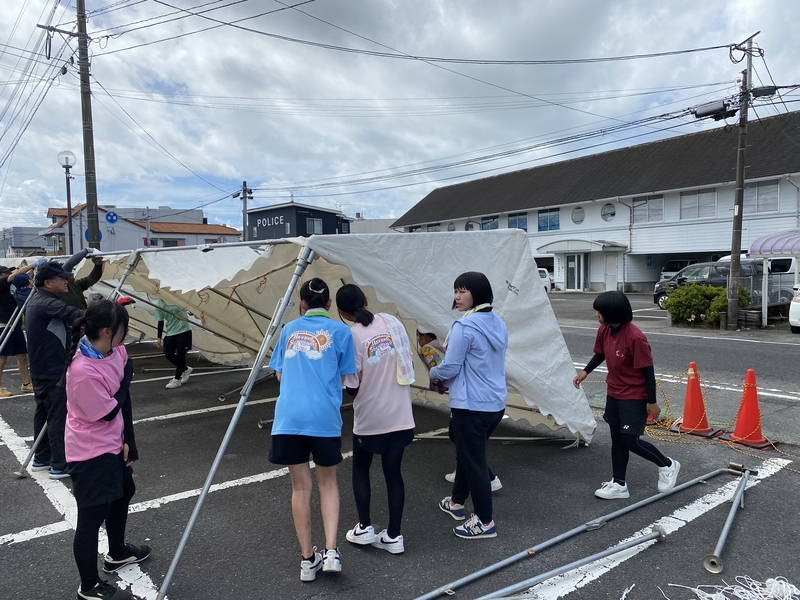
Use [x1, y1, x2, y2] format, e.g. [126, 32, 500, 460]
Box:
[720, 369, 771, 449]
[670, 362, 721, 438]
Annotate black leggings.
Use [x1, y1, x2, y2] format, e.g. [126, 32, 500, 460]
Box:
[352, 443, 406, 539]
[163, 330, 192, 380]
[609, 425, 670, 483]
[74, 477, 136, 592]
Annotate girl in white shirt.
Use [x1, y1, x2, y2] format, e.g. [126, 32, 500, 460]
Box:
[336, 284, 415, 554]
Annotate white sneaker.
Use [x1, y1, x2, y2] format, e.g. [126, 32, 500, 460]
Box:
[300, 548, 323, 582]
[345, 523, 376, 545]
[657, 458, 681, 493]
[444, 469, 456, 483]
[322, 548, 341, 573]
[165, 378, 182, 389]
[595, 480, 630, 499]
[371, 529, 405, 554]
[180, 367, 193, 384]
[490, 476, 502, 492]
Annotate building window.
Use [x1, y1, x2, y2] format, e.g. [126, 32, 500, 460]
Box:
[465, 222, 476, 231]
[409, 226, 421, 233]
[481, 216, 499, 230]
[447, 223, 456, 231]
[341, 222, 349, 233]
[632, 195, 664, 223]
[161, 239, 181, 248]
[537, 208, 559, 232]
[204, 239, 217, 244]
[427, 223, 441, 232]
[601, 204, 616, 221]
[508, 212, 528, 232]
[571, 207, 585, 224]
[285, 223, 291, 235]
[680, 189, 716, 220]
[306, 218, 323, 234]
[744, 180, 779, 214]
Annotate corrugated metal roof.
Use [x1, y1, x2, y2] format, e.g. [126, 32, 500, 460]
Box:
[393, 110, 800, 227]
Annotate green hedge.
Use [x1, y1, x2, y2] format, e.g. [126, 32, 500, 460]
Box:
[664, 284, 752, 325]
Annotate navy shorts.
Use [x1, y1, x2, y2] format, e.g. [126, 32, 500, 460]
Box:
[269, 435, 342, 467]
[0, 325, 27, 356]
[603, 396, 648, 436]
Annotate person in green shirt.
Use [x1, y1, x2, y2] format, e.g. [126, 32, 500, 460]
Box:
[154, 299, 193, 389]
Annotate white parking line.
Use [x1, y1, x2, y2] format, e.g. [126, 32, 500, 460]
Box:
[529, 458, 790, 599]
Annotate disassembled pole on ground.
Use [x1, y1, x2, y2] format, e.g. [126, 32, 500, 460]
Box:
[703, 466, 756, 573]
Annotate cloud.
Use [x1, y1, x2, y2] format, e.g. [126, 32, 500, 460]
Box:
[1, 0, 797, 230]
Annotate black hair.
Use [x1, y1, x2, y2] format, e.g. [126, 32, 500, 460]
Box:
[592, 291, 633, 325]
[299, 277, 330, 309]
[452, 271, 494, 309]
[335, 284, 374, 327]
[64, 299, 130, 377]
[417, 330, 437, 340]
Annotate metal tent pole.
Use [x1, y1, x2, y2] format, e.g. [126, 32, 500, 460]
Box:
[703, 467, 754, 573]
[105, 250, 141, 302]
[414, 465, 743, 600]
[476, 527, 667, 600]
[155, 245, 315, 600]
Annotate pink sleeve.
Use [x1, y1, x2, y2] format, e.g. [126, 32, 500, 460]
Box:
[343, 330, 363, 389]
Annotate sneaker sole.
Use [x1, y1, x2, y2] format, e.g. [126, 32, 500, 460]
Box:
[322, 563, 341, 573]
[49, 473, 70, 480]
[30, 465, 50, 472]
[439, 503, 466, 521]
[594, 492, 630, 499]
[371, 542, 404, 554]
[103, 549, 152, 573]
[346, 532, 376, 545]
[300, 567, 321, 582]
[454, 530, 497, 540]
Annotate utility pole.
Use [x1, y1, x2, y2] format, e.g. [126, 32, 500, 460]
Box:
[726, 33, 757, 330]
[238, 181, 253, 241]
[75, 0, 100, 249]
[144, 207, 151, 246]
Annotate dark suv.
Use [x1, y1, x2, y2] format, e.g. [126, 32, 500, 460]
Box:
[653, 260, 760, 309]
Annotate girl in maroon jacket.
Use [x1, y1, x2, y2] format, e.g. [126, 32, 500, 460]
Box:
[573, 291, 680, 499]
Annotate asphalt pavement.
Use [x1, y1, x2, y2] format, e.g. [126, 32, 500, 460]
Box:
[1, 297, 798, 600]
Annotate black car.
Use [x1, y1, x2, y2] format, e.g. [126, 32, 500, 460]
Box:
[653, 260, 761, 309]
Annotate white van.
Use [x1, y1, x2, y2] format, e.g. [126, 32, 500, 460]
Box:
[717, 254, 797, 274]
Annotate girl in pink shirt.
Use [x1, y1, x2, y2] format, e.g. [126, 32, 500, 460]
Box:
[65, 300, 150, 600]
[336, 284, 415, 555]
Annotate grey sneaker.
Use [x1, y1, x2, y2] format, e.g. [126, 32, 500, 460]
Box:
[322, 548, 341, 573]
[658, 458, 681, 493]
[300, 548, 323, 582]
[180, 367, 193, 384]
[490, 476, 502, 492]
[444, 469, 456, 483]
[594, 480, 630, 499]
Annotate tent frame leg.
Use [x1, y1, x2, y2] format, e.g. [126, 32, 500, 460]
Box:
[0, 287, 35, 355]
[155, 245, 315, 600]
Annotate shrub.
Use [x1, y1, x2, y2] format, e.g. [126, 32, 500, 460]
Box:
[664, 284, 752, 325]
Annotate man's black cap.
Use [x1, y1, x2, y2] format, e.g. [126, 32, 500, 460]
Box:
[34, 261, 70, 287]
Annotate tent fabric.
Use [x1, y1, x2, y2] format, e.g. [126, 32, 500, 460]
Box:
[78, 231, 596, 442]
[748, 229, 800, 256]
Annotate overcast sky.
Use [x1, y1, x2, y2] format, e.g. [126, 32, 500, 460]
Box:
[1, 0, 798, 235]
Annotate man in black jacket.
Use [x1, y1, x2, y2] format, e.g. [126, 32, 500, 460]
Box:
[26, 261, 83, 479]
[61, 248, 104, 310]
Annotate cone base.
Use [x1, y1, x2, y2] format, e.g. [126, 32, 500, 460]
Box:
[719, 432, 772, 450]
[670, 417, 722, 438]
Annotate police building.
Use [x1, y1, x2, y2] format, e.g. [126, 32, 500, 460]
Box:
[246, 202, 352, 240]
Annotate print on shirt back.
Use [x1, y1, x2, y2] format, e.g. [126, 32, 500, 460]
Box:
[285, 328, 333, 360]
[365, 333, 396, 365]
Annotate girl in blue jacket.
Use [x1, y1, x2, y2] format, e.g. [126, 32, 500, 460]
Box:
[431, 271, 508, 539]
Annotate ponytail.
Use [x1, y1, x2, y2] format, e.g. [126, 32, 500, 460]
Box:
[62, 315, 87, 383]
[335, 284, 374, 327]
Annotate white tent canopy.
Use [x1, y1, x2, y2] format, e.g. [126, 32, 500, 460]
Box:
[80, 230, 596, 442]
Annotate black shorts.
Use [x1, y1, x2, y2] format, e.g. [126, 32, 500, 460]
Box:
[0, 325, 27, 356]
[353, 428, 414, 455]
[68, 452, 133, 509]
[269, 435, 342, 467]
[603, 396, 648, 436]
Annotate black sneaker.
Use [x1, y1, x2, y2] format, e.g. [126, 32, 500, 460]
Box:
[77, 579, 138, 600]
[102, 543, 152, 573]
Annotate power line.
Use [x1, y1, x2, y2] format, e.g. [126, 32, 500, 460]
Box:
[89, 0, 243, 36]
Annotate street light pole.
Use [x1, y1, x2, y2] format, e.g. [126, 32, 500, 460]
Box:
[57, 150, 77, 254]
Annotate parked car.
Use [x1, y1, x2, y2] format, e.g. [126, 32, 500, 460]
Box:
[653, 260, 760, 309]
[790, 285, 800, 334]
[659, 258, 700, 281]
[538, 268, 552, 293]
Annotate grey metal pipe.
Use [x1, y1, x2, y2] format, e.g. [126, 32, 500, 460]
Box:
[155, 245, 315, 600]
[105, 250, 140, 302]
[414, 466, 736, 600]
[12, 423, 48, 479]
[703, 469, 753, 573]
[476, 526, 667, 600]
